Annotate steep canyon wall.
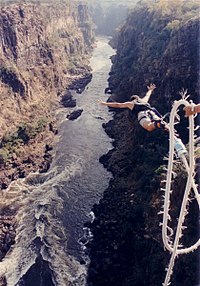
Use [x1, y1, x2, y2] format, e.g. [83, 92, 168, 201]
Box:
[109, 0, 199, 110]
[88, 0, 139, 36]
[87, 1, 199, 286]
[0, 1, 94, 137]
[0, 1, 94, 188]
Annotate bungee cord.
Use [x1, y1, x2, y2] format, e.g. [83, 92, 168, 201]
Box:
[161, 93, 200, 286]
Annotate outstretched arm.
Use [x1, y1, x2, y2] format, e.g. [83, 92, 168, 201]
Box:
[99, 100, 134, 110]
[142, 83, 156, 103]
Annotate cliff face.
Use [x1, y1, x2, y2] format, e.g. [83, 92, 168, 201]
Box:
[87, 1, 199, 286]
[89, 2, 131, 36]
[0, 1, 94, 138]
[108, 0, 199, 111]
[88, 0, 138, 36]
[0, 1, 94, 188]
[87, 113, 198, 286]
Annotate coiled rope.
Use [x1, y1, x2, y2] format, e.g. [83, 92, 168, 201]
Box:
[161, 94, 200, 286]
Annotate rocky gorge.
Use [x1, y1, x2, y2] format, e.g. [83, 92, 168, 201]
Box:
[0, 0, 199, 285]
[0, 0, 94, 188]
[86, 1, 199, 286]
[0, 0, 94, 268]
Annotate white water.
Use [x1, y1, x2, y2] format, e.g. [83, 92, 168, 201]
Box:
[0, 36, 115, 286]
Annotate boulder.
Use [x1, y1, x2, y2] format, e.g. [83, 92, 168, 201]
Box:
[61, 93, 76, 108]
[67, 109, 83, 120]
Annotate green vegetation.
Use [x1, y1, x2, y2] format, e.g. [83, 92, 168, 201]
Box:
[17, 117, 48, 143]
[0, 117, 48, 165]
[0, 148, 9, 165]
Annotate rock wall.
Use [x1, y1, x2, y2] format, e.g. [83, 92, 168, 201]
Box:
[0, 1, 94, 138]
[0, 0, 95, 271]
[108, 0, 199, 112]
[87, 1, 199, 285]
[89, 2, 131, 36]
[0, 1, 94, 188]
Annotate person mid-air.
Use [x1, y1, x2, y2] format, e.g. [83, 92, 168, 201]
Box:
[99, 84, 168, 132]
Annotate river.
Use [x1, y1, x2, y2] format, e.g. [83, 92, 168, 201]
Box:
[0, 36, 115, 286]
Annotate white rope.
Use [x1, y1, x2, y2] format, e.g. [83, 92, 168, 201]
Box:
[161, 95, 200, 286]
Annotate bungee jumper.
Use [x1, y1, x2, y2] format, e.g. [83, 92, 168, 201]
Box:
[99, 83, 169, 132]
[100, 85, 199, 286]
[160, 94, 200, 286]
[99, 84, 187, 156]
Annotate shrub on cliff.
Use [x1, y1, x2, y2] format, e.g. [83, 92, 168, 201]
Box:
[0, 148, 9, 165]
[17, 118, 48, 143]
[1, 117, 48, 149]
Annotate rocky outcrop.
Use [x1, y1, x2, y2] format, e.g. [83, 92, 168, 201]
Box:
[67, 109, 83, 120]
[61, 92, 77, 108]
[87, 1, 199, 286]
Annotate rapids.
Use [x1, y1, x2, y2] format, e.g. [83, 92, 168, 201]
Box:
[0, 36, 115, 286]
